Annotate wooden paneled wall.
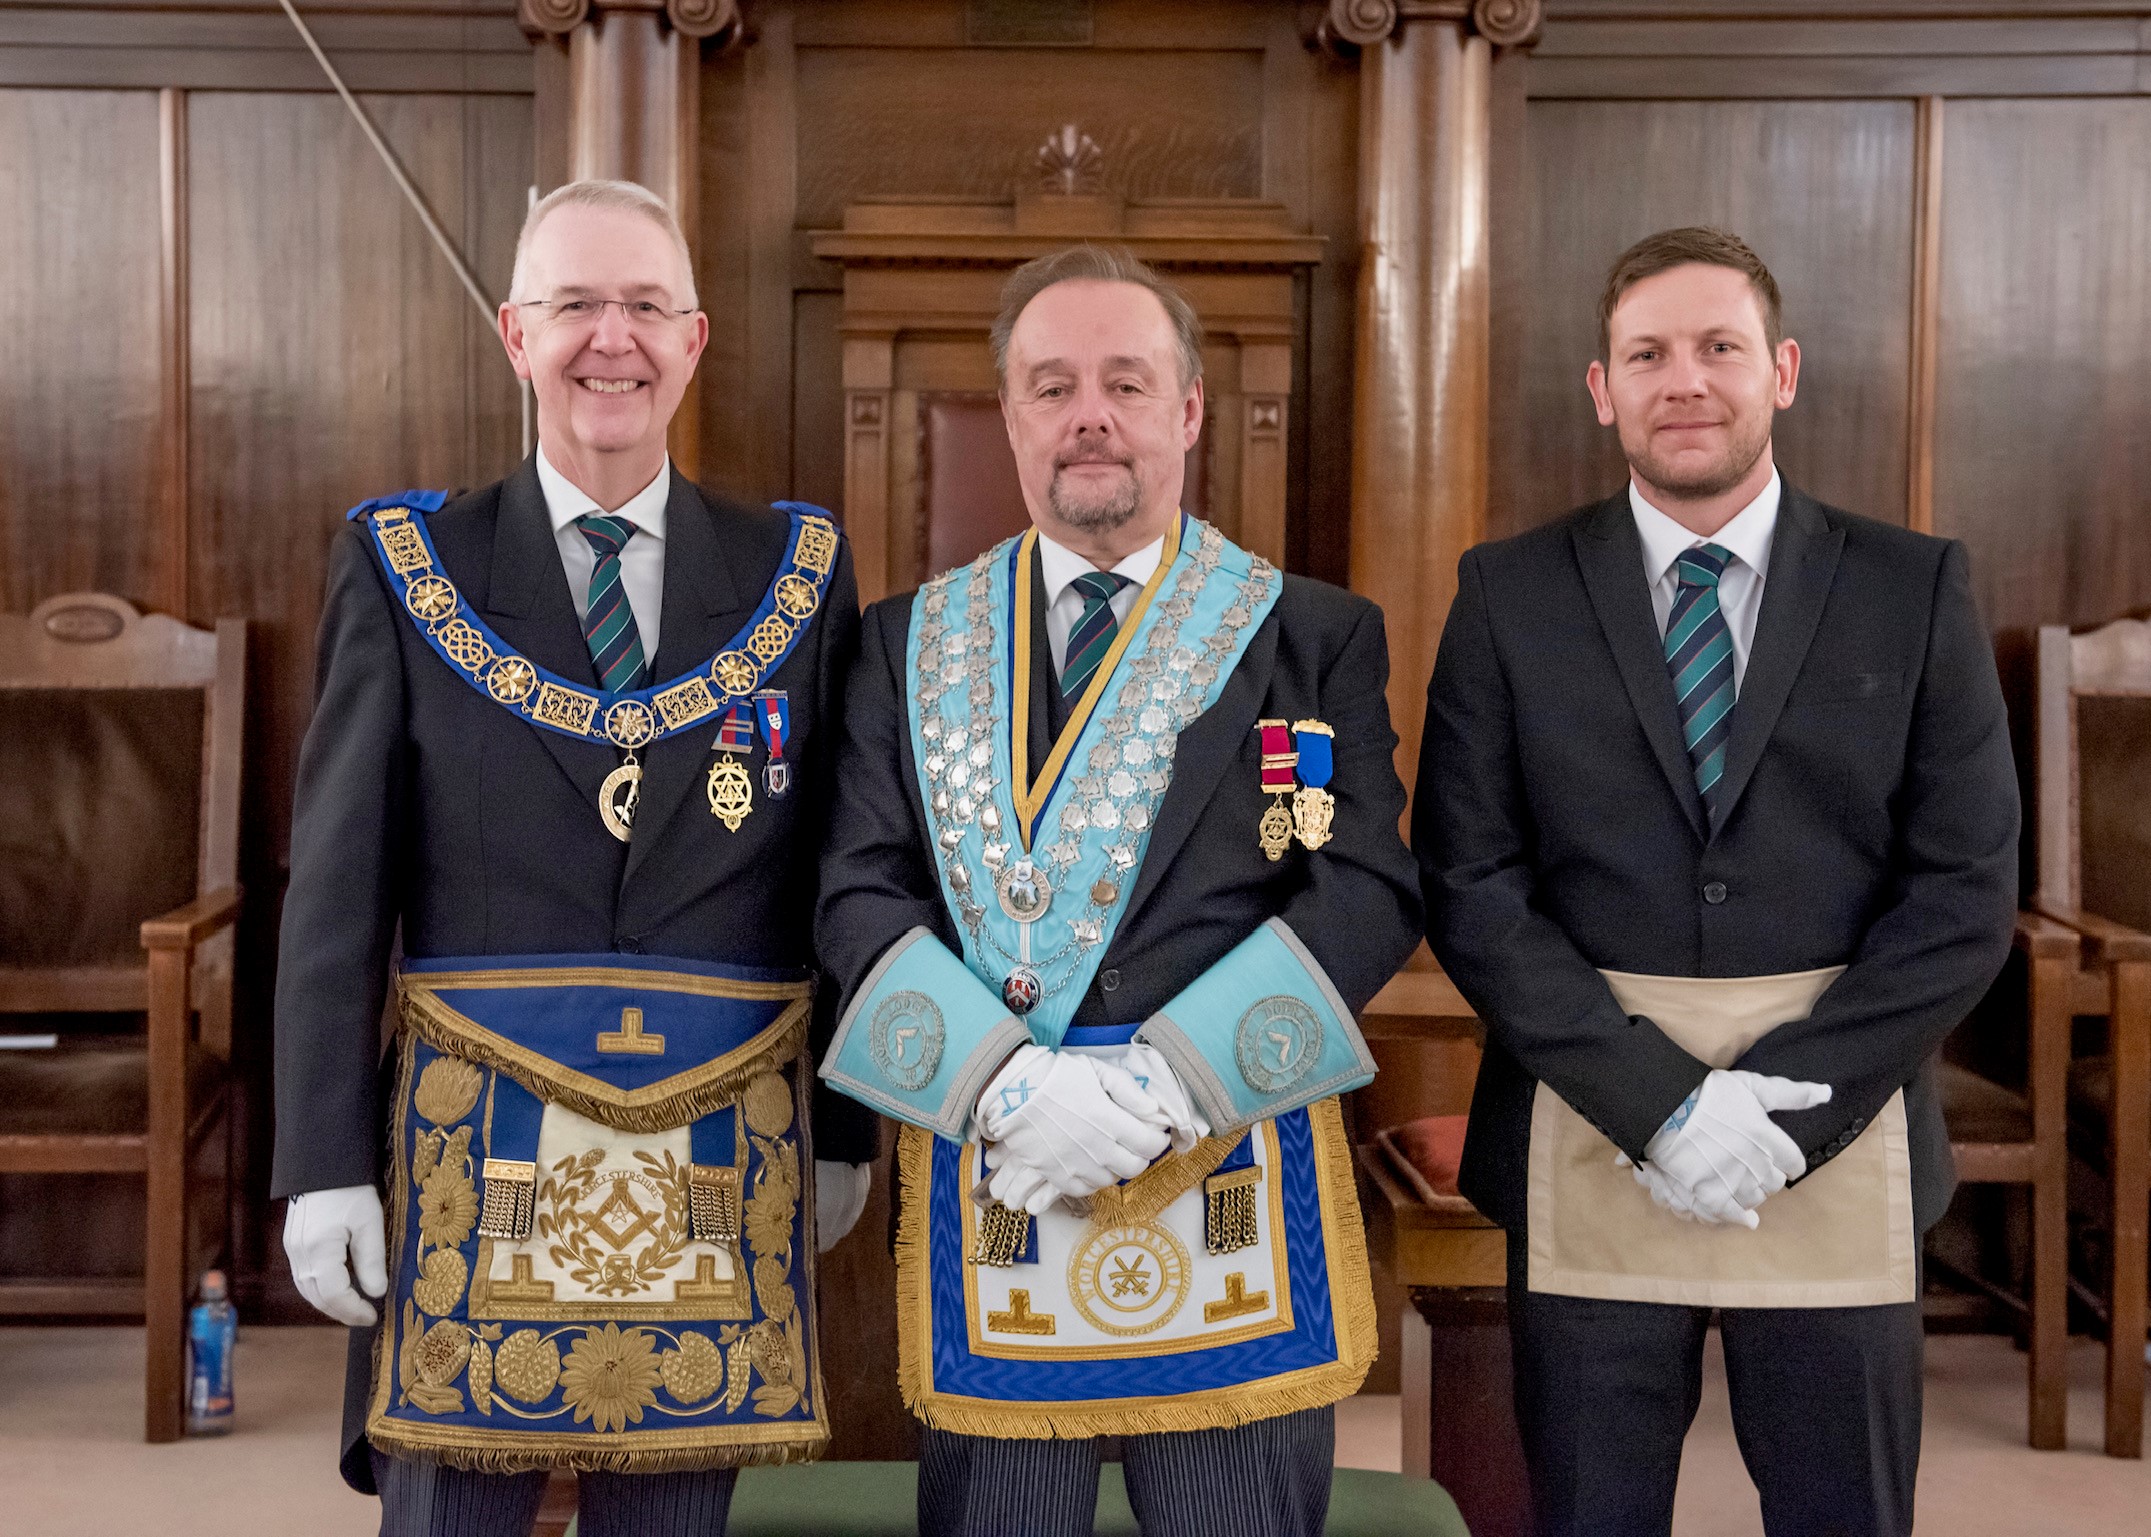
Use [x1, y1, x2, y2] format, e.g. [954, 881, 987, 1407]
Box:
[692, 0, 1363, 588]
[0, 5, 532, 1293]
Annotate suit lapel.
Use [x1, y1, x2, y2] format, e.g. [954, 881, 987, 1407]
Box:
[622, 481, 761, 881]
[1572, 494, 1708, 844]
[481, 458, 613, 806]
[1119, 615, 1280, 931]
[1708, 486, 1842, 836]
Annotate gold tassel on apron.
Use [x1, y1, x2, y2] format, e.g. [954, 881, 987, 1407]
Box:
[1527, 966, 1917, 1309]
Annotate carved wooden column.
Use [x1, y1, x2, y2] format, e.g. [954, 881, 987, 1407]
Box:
[1327, 0, 1539, 799]
[520, 0, 743, 479]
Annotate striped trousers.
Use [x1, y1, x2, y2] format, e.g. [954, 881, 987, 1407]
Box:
[372, 1451, 737, 1537]
[918, 1405, 1335, 1537]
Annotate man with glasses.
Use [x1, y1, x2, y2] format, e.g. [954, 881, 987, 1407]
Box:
[272, 179, 874, 1536]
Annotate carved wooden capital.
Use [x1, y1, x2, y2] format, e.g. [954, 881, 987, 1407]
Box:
[518, 0, 743, 44]
[1314, 0, 1540, 52]
[1468, 0, 1542, 48]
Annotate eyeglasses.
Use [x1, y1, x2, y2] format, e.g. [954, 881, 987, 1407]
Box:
[515, 297, 696, 333]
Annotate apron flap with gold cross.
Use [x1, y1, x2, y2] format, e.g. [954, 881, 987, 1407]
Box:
[398, 953, 813, 1134]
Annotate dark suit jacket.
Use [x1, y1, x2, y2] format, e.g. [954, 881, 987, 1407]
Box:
[1415, 484, 2018, 1233]
[816, 561, 1422, 1079]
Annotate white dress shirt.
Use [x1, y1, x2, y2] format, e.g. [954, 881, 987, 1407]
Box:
[1035, 530, 1165, 676]
[538, 447, 671, 660]
[1630, 470, 1780, 692]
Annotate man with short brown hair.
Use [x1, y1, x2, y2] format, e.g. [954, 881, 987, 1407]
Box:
[817, 247, 1420, 1536]
[1416, 228, 2017, 1535]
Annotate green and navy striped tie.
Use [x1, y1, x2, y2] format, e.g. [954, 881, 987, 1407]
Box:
[577, 513, 647, 694]
[1059, 569, 1133, 702]
[1665, 542, 1737, 820]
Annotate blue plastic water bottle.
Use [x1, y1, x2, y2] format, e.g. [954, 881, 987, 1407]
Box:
[187, 1269, 236, 1435]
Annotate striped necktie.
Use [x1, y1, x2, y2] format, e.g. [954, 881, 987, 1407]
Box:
[1665, 542, 1737, 820]
[1059, 570, 1133, 702]
[577, 513, 647, 693]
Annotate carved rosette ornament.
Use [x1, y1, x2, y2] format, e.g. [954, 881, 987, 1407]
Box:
[1315, 0, 1541, 51]
[517, 0, 743, 44]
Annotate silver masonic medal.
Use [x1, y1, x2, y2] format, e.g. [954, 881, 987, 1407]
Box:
[1002, 966, 1043, 1015]
[763, 759, 791, 798]
[995, 859, 1052, 923]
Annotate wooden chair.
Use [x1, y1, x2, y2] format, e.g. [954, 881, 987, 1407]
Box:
[2021, 617, 2151, 1457]
[0, 592, 245, 1442]
[1938, 906, 2078, 1451]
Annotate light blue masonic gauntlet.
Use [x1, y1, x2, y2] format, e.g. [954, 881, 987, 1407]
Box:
[1134, 917, 1376, 1135]
[820, 927, 1033, 1141]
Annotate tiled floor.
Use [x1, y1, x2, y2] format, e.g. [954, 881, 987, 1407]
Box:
[0, 1325, 2143, 1535]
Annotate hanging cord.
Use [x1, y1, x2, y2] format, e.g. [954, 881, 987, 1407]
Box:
[276, 0, 532, 457]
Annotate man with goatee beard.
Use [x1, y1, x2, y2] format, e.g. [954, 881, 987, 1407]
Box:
[816, 246, 1420, 1537]
[1415, 227, 2018, 1536]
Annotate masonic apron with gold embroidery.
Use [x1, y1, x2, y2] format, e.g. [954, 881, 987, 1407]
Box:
[368, 955, 830, 1472]
[874, 519, 1379, 1439]
[1528, 967, 1918, 1309]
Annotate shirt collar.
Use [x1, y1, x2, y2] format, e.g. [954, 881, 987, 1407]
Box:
[1629, 468, 1780, 587]
[536, 446, 671, 543]
[1034, 528, 1165, 609]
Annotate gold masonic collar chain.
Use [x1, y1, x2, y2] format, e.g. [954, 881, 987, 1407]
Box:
[359, 500, 840, 845]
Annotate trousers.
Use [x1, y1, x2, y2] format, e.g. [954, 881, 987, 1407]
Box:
[917, 1405, 1335, 1537]
[1505, 1232, 1923, 1537]
[372, 1450, 737, 1537]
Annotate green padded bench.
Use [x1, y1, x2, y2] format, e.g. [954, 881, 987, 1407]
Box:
[565, 1462, 1469, 1535]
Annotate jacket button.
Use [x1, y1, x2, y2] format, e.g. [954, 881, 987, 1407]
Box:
[1099, 969, 1121, 993]
[1702, 881, 1728, 905]
[619, 937, 645, 955]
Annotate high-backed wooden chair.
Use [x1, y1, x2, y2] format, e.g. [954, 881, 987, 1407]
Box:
[2023, 617, 2151, 1457]
[0, 592, 244, 1442]
[1939, 904, 2077, 1450]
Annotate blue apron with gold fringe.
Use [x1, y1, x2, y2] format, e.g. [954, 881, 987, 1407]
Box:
[368, 955, 830, 1472]
[824, 517, 1377, 1438]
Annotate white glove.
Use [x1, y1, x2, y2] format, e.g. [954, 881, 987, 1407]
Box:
[1117, 1043, 1209, 1154]
[976, 1045, 1171, 1207]
[814, 1160, 872, 1254]
[1616, 1151, 1701, 1222]
[981, 1140, 1056, 1216]
[1640, 1069, 1833, 1229]
[283, 1185, 388, 1326]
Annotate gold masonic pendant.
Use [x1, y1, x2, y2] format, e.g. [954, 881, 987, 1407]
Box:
[1258, 795, 1294, 862]
[599, 753, 643, 843]
[1292, 787, 1335, 851]
[706, 753, 754, 832]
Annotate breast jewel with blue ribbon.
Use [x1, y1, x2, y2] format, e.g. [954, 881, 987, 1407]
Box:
[349, 491, 838, 841]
